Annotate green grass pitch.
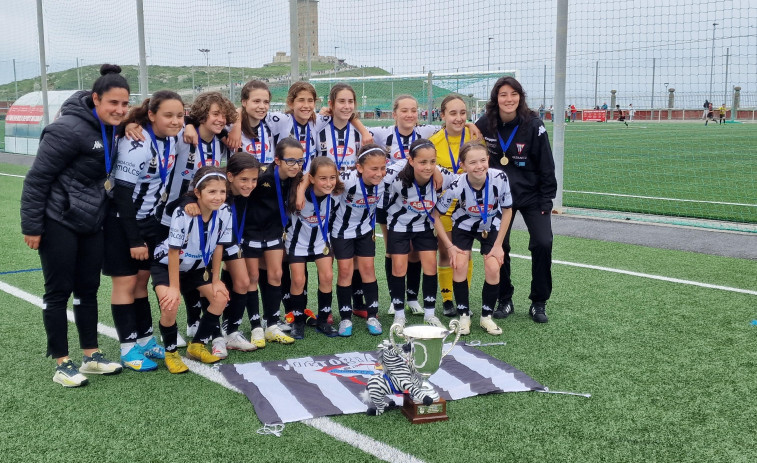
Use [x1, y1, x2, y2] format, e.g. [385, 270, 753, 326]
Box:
[0, 163, 755, 462]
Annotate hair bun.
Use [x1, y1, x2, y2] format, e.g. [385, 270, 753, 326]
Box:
[100, 64, 122, 76]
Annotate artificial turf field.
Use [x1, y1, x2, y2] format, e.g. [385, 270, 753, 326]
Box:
[1, 151, 756, 461]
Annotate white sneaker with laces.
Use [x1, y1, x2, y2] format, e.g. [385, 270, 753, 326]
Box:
[424, 315, 444, 328]
[251, 327, 266, 348]
[211, 337, 228, 359]
[480, 315, 503, 335]
[458, 314, 471, 335]
[80, 350, 123, 375]
[407, 300, 424, 315]
[225, 331, 257, 352]
[338, 319, 353, 337]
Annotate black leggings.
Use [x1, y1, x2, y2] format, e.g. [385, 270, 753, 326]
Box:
[39, 219, 103, 358]
[499, 207, 553, 303]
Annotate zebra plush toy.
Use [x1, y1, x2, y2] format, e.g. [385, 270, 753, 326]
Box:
[361, 340, 434, 415]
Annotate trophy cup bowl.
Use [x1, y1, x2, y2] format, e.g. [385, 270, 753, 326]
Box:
[389, 320, 461, 423]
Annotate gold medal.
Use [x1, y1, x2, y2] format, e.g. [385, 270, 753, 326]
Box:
[203, 269, 209, 281]
[282, 232, 287, 241]
[433, 228, 437, 237]
[104, 179, 112, 191]
[482, 231, 489, 239]
[372, 231, 376, 242]
[237, 249, 242, 258]
[323, 245, 330, 255]
[500, 156, 509, 166]
[161, 191, 167, 202]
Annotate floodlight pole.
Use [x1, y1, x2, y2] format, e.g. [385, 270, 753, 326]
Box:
[36, 0, 49, 125]
[136, 0, 149, 102]
[553, 0, 568, 212]
[709, 22, 717, 101]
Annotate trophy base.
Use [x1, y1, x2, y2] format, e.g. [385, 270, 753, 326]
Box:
[401, 393, 449, 424]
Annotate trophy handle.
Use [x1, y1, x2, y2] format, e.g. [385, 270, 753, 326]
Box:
[389, 323, 404, 352]
[441, 319, 462, 359]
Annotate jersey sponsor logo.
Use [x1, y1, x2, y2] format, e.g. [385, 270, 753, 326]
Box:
[197, 159, 221, 168]
[302, 214, 325, 226]
[353, 196, 378, 207]
[114, 162, 141, 177]
[169, 230, 184, 240]
[245, 141, 269, 155]
[92, 140, 103, 150]
[391, 149, 409, 160]
[466, 204, 496, 214]
[180, 250, 202, 259]
[181, 169, 192, 178]
[406, 199, 435, 212]
[329, 146, 354, 157]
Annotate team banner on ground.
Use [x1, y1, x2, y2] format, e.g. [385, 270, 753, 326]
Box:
[220, 344, 545, 424]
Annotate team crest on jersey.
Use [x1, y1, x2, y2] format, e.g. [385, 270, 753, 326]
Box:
[516, 143, 525, 154]
[188, 152, 196, 164]
[320, 142, 328, 151]
[149, 157, 158, 169]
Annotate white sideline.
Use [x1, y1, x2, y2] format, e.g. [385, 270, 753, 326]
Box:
[0, 280, 426, 463]
[0, 172, 26, 178]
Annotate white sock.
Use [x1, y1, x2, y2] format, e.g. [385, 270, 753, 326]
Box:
[393, 313, 406, 324]
[120, 342, 136, 357]
[424, 308, 435, 318]
[136, 336, 151, 347]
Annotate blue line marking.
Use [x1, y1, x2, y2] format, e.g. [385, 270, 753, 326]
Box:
[0, 268, 42, 276]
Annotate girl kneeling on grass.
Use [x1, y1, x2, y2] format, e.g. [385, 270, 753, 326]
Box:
[287, 157, 343, 339]
[434, 142, 513, 335]
[151, 167, 232, 372]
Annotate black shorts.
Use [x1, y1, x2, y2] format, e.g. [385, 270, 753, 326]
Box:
[222, 242, 244, 261]
[385, 229, 437, 255]
[331, 233, 376, 260]
[102, 214, 163, 277]
[243, 238, 284, 259]
[452, 227, 498, 255]
[288, 253, 331, 264]
[150, 262, 210, 291]
[376, 208, 388, 225]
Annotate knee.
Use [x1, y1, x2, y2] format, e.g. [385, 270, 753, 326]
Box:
[320, 269, 333, 285]
[267, 269, 283, 285]
[233, 276, 250, 294]
[291, 274, 306, 291]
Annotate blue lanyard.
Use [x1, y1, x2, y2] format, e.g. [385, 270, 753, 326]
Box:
[147, 124, 170, 186]
[394, 126, 416, 159]
[230, 198, 247, 246]
[197, 136, 216, 166]
[310, 190, 331, 245]
[330, 121, 351, 170]
[254, 122, 266, 164]
[358, 176, 376, 231]
[466, 173, 490, 227]
[197, 211, 218, 269]
[444, 127, 466, 173]
[91, 108, 114, 175]
[273, 166, 289, 231]
[292, 115, 311, 169]
[413, 180, 435, 225]
[497, 125, 519, 158]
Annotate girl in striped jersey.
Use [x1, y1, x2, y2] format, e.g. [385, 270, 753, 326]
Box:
[150, 167, 232, 372]
[236, 80, 275, 165]
[285, 157, 343, 339]
[429, 94, 474, 317]
[329, 144, 397, 337]
[434, 142, 513, 336]
[382, 139, 454, 328]
[242, 138, 304, 345]
[316, 84, 363, 172]
[105, 91, 184, 372]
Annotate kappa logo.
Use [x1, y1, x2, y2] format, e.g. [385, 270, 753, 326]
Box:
[538, 125, 547, 136]
[92, 140, 103, 150]
[516, 143, 525, 154]
[262, 182, 271, 188]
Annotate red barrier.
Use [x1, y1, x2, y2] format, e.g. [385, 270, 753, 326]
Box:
[582, 110, 606, 122]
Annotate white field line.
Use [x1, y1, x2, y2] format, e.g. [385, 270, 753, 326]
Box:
[564, 189, 757, 208]
[0, 172, 26, 178]
[0, 280, 425, 463]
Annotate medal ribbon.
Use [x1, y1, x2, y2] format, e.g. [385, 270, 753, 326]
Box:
[197, 135, 216, 166]
[444, 127, 466, 173]
[394, 126, 416, 160]
[273, 166, 289, 231]
[413, 180, 435, 226]
[330, 121, 351, 170]
[310, 190, 331, 247]
[466, 173, 490, 230]
[257, 123, 266, 163]
[496, 125, 519, 160]
[91, 108, 115, 176]
[358, 177, 377, 232]
[231, 199, 247, 248]
[147, 124, 170, 187]
[292, 115, 311, 169]
[197, 211, 218, 270]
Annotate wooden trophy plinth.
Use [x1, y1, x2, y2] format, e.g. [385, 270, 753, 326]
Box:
[401, 392, 449, 424]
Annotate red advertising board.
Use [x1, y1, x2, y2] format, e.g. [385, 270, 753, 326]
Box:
[582, 110, 606, 122]
[6, 105, 44, 124]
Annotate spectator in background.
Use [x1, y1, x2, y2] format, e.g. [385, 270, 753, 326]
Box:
[702, 99, 710, 119]
[628, 104, 635, 121]
[570, 104, 577, 122]
[718, 104, 726, 125]
[538, 104, 545, 120]
[601, 102, 608, 110]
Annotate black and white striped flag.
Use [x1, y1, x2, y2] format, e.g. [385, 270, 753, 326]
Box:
[220, 344, 544, 424]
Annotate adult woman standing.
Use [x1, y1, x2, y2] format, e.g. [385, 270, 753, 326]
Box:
[475, 76, 556, 323]
[21, 64, 128, 387]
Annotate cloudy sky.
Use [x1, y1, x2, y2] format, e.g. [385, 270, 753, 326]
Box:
[1, 0, 755, 107]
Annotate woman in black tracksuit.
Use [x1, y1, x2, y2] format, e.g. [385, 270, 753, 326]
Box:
[20, 64, 129, 387]
[475, 76, 557, 323]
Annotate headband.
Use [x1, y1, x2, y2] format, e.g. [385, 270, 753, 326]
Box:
[358, 147, 387, 159]
[410, 141, 435, 153]
[195, 172, 227, 188]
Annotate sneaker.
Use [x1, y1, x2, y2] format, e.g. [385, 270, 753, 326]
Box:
[164, 351, 189, 374]
[392, 317, 406, 329]
[316, 321, 338, 338]
[387, 305, 396, 315]
[353, 309, 369, 319]
[424, 315, 444, 328]
[80, 350, 123, 375]
[225, 331, 257, 352]
[251, 327, 266, 348]
[493, 299, 514, 319]
[366, 317, 383, 335]
[187, 342, 221, 364]
[186, 321, 199, 338]
[480, 315, 503, 335]
[290, 321, 306, 340]
[137, 337, 165, 359]
[458, 314, 471, 336]
[277, 321, 292, 332]
[407, 300, 424, 315]
[338, 319, 353, 337]
[121, 345, 158, 372]
[443, 300, 456, 317]
[265, 325, 295, 344]
[529, 302, 549, 323]
[211, 337, 228, 359]
[53, 360, 89, 387]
